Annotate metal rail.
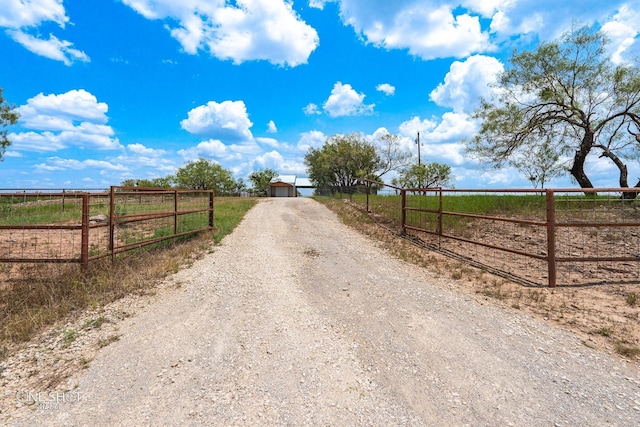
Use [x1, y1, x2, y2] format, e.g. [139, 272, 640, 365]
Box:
[0, 187, 215, 269]
[355, 179, 640, 287]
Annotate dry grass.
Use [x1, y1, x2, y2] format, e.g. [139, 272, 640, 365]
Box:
[0, 233, 214, 350]
[319, 197, 640, 362]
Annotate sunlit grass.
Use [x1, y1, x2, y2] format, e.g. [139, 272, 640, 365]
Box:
[213, 197, 257, 243]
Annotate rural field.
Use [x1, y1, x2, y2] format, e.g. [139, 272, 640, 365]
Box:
[1, 197, 639, 426]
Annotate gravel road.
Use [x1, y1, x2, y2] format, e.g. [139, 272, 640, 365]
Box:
[10, 197, 640, 426]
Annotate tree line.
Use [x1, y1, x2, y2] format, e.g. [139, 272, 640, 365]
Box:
[304, 131, 452, 192]
[121, 159, 280, 197]
[121, 131, 452, 197]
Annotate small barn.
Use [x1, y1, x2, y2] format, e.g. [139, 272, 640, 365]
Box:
[268, 175, 314, 197]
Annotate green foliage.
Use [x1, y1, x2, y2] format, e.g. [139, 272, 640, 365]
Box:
[249, 168, 278, 196]
[468, 25, 640, 189]
[175, 158, 239, 195]
[305, 133, 382, 189]
[509, 138, 566, 188]
[121, 176, 174, 188]
[391, 163, 453, 189]
[0, 87, 20, 162]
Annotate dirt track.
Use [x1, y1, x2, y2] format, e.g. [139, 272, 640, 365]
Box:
[4, 198, 640, 425]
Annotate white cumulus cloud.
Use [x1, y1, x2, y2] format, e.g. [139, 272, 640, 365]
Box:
[308, 0, 331, 10]
[333, 1, 492, 59]
[181, 100, 254, 142]
[0, 0, 88, 65]
[126, 143, 167, 156]
[0, 0, 67, 28]
[304, 103, 321, 115]
[430, 55, 504, 113]
[18, 90, 110, 127]
[398, 114, 475, 166]
[323, 82, 374, 117]
[376, 83, 395, 96]
[253, 150, 306, 175]
[399, 116, 438, 138]
[601, 5, 640, 64]
[297, 130, 327, 152]
[326, 1, 636, 60]
[267, 120, 278, 133]
[10, 90, 120, 152]
[122, 0, 319, 66]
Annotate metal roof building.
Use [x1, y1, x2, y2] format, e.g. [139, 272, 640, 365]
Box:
[268, 175, 314, 197]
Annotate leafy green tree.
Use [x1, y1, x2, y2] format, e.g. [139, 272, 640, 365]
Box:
[249, 168, 279, 196]
[509, 138, 566, 188]
[175, 158, 237, 195]
[121, 176, 174, 188]
[150, 176, 175, 188]
[232, 177, 247, 196]
[0, 88, 19, 161]
[467, 25, 640, 191]
[391, 163, 453, 189]
[305, 133, 381, 190]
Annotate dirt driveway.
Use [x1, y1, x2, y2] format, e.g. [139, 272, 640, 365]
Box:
[5, 198, 640, 425]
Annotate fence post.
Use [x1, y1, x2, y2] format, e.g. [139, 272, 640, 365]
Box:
[438, 188, 443, 248]
[546, 189, 557, 287]
[109, 186, 115, 262]
[401, 189, 407, 234]
[209, 191, 215, 230]
[366, 181, 370, 212]
[80, 193, 89, 270]
[174, 190, 178, 235]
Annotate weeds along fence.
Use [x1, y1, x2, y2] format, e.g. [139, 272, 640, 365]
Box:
[338, 180, 640, 287]
[0, 187, 214, 277]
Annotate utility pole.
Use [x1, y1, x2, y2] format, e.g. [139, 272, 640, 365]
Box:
[415, 131, 421, 165]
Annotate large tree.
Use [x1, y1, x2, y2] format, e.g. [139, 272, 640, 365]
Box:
[391, 163, 453, 189]
[467, 25, 640, 191]
[175, 158, 238, 195]
[304, 133, 381, 190]
[248, 168, 278, 196]
[0, 87, 19, 161]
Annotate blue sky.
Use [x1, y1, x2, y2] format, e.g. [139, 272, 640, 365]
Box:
[1, 0, 639, 190]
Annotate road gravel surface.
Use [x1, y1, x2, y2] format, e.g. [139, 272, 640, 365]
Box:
[6, 197, 640, 426]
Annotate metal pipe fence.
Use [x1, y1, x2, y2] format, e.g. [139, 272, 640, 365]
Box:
[345, 180, 640, 287]
[0, 187, 214, 278]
